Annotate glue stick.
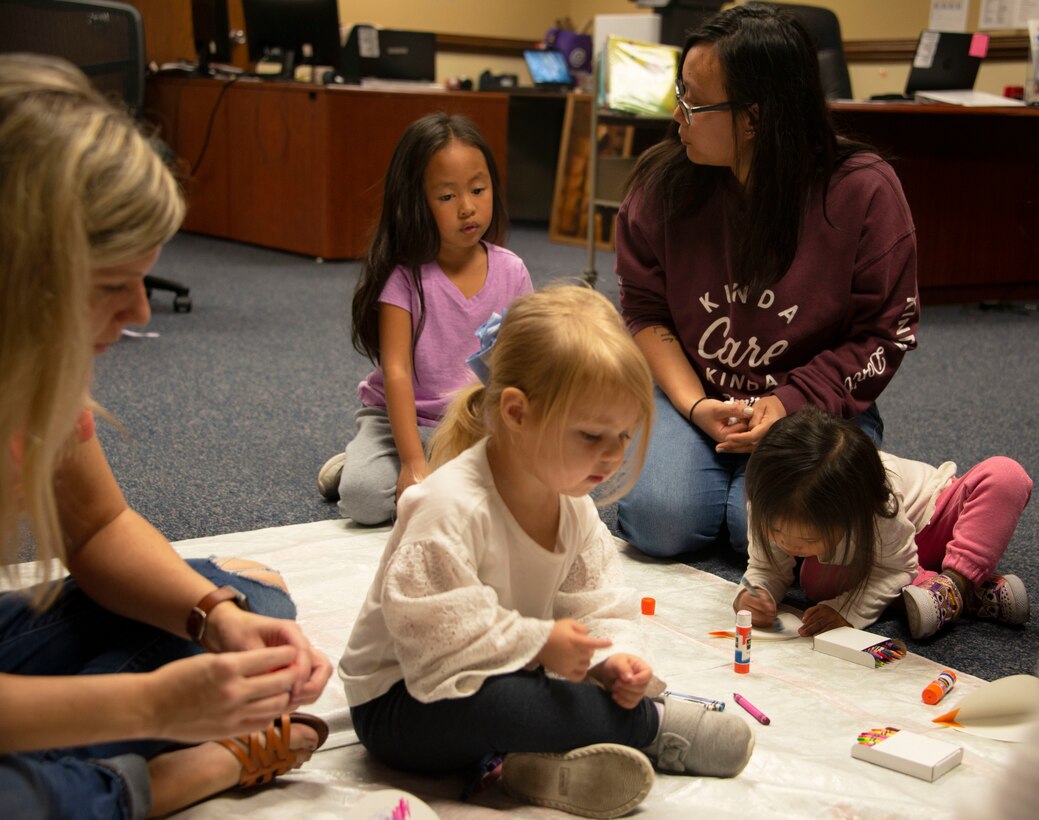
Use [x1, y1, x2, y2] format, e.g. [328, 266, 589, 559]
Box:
[922, 670, 956, 704]
[734, 609, 752, 674]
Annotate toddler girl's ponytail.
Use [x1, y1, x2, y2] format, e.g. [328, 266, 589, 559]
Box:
[428, 384, 487, 469]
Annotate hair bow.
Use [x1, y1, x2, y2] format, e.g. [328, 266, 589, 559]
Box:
[466, 311, 505, 385]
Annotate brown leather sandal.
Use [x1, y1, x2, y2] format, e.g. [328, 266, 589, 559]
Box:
[218, 712, 330, 788]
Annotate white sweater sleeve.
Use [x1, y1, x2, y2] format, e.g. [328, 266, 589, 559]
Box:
[738, 533, 796, 612]
[382, 538, 553, 703]
[820, 514, 918, 629]
[554, 522, 643, 666]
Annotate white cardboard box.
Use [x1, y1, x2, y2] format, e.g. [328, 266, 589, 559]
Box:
[813, 626, 906, 668]
[851, 729, 963, 782]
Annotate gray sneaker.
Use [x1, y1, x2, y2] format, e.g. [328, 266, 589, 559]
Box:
[317, 452, 345, 501]
[501, 743, 654, 819]
[642, 694, 755, 777]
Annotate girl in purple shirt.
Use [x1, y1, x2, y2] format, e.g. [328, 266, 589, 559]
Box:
[318, 113, 532, 524]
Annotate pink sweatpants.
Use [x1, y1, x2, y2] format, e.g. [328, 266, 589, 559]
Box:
[800, 456, 1033, 600]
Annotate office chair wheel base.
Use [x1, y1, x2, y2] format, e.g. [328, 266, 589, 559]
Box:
[174, 295, 193, 313]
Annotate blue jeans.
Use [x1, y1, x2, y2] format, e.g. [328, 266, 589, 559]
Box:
[618, 390, 884, 558]
[0, 557, 296, 820]
[351, 670, 659, 775]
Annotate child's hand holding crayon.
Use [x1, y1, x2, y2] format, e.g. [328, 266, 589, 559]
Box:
[737, 577, 779, 629]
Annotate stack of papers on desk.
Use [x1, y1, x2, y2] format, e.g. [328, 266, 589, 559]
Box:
[914, 89, 1025, 107]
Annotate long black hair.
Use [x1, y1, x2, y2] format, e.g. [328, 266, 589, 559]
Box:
[627, 3, 871, 297]
[745, 408, 898, 609]
[351, 113, 508, 365]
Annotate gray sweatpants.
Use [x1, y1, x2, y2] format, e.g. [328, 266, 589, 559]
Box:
[337, 406, 437, 525]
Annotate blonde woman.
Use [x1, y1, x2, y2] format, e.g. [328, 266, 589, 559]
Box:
[0, 55, 331, 817]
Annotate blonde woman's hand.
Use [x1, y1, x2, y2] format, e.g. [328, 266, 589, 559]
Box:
[203, 605, 333, 707]
[143, 647, 303, 743]
[536, 619, 613, 682]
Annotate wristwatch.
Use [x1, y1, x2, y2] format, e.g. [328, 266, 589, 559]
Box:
[186, 585, 250, 645]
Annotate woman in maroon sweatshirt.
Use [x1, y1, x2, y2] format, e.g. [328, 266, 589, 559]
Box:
[615, 3, 918, 559]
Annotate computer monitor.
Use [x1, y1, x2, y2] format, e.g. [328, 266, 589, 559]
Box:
[242, 0, 341, 80]
[523, 49, 573, 89]
[340, 26, 436, 84]
[904, 30, 984, 95]
[191, 0, 231, 75]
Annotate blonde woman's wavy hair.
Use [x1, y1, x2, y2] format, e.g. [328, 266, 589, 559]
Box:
[0, 54, 184, 583]
[429, 284, 654, 504]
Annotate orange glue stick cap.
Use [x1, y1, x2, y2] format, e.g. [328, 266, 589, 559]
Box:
[641, 597, 656, 615]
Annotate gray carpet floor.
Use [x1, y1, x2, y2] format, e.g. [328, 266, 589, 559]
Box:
[90, 225, 1038, 681]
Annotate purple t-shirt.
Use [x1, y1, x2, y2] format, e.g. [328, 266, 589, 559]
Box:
[357, 243, 532, 425]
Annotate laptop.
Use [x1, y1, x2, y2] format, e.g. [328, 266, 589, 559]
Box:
[341, 26, 436, 84]
[904, 30, 985, 96]
[522, 49, 573, 91]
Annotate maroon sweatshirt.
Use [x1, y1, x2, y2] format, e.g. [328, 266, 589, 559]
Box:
[616, 153, 919, 417]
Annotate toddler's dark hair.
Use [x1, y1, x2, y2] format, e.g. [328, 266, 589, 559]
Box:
[745, 407, 898, 606]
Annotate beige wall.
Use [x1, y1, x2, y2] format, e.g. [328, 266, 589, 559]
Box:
[338, 1, 561, 39]
[338, 0, 648, 84]
[351, 2, 1028, 97]
[342, 1, 1032, 41]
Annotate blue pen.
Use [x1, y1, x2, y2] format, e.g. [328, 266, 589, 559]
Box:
[663, 690, 725, 711]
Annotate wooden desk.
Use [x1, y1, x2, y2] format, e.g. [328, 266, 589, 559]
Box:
[830, 102, 1039, 305]
[145, 77, 510, 259]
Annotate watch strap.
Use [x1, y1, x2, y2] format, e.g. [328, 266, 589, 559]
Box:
[187, 585, 248, 645]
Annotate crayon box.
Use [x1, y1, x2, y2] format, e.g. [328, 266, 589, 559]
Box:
[851, 728, 963, 782]
[813, 626, 907, 668]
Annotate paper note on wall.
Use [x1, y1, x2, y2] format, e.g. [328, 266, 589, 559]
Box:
[929, 1, 969, 32]
[979, 0, 1039, 29]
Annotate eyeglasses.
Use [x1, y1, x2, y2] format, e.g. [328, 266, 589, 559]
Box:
[674, 79, 732, 125]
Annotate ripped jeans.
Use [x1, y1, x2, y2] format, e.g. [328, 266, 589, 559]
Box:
[0, 557, 296, 820]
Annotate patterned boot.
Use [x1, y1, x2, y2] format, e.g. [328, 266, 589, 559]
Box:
[902, 573, 964, 639]
[969, 573, 1030, 626]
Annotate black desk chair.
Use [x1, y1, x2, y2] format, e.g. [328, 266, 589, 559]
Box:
[0, 0, 192, 312]
[770, 3, 854, 100]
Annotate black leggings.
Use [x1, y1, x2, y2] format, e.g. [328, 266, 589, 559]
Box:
[351, 669, 660, 774]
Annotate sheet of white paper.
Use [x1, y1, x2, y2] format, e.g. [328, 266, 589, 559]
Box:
[915, 89, 1027, 106]
[710, 611, 807, 641]
[936, 674, 1039, 742]
[929, 1, 969, 32]
[15, 519, 1016, 818]
[978, 0, 1039, 28]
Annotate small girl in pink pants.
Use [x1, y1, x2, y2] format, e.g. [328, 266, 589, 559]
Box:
[735, 408, 1032, 640]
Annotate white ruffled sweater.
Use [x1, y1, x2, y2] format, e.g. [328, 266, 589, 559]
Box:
[339, 438, 646, 706]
